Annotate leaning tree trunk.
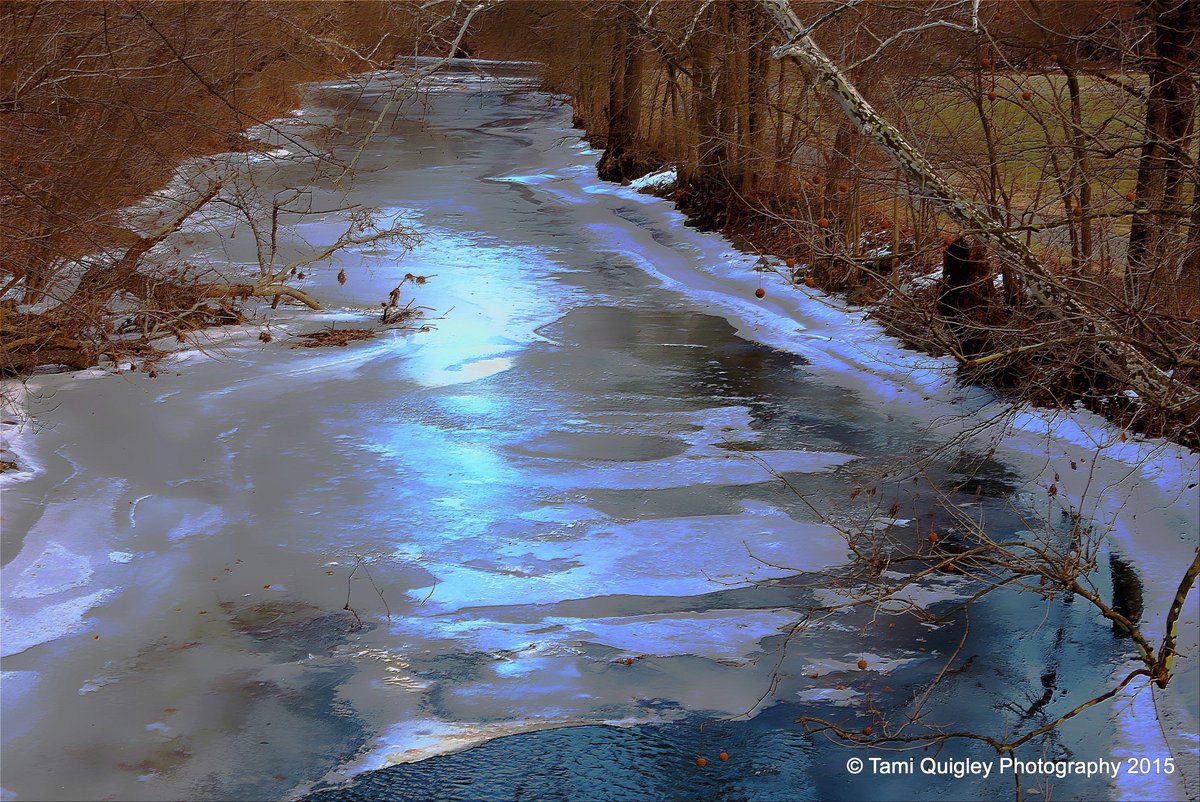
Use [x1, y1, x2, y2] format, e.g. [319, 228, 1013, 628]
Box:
[755, 0, 1198, 417]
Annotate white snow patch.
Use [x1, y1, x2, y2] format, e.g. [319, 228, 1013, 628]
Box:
[628, 167, 677, 192]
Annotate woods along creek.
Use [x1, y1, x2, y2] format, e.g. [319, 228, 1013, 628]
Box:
[1, 64, 1196, 802]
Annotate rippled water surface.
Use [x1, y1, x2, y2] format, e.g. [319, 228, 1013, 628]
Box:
[2, 65, 1195, 802]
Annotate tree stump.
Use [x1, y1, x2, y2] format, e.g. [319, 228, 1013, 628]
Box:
[939, 236, 997, 355]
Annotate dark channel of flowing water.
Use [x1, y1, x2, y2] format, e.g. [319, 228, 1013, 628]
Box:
[1, 64, 1192, 802]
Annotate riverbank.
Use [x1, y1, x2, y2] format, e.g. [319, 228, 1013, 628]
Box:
[587, 154, 1200, 449]
[0, 3, 433, 378]
[504, 6, 1200, 450]
[2, 64, 1196, 802]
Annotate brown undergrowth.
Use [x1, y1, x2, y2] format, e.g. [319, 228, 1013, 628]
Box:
[0, 1, 449, 377]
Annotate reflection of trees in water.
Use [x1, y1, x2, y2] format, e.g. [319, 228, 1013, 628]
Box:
[534, 305, 809, 409]
[1109, 554, 1145, 638]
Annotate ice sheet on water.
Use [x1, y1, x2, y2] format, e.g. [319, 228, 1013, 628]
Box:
[561, 608, 797, 659]
[9, 542, 94, 600]
[538, 447, 854, 490]
[403, 502, 848, 614]
[0, 589, 114, 658]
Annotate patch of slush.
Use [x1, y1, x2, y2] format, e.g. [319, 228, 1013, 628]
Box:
[0, 383, 42, 486]
[1, 481, 125, 655]
[418, 356, 514, 388]
[1, 671, 40, 708]
[796, 686, 862, 706]
[164, 502, 228, 542]
[9, 541, 94, 599]
[1110, 670, 1188, 802]
[518, 504, 610, 524]
[327, 717, 585, 786]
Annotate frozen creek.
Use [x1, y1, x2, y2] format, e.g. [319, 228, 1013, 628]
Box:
[2, 64, 1197, 802]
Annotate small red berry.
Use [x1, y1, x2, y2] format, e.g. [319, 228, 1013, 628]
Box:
[755, 287, 766, 299]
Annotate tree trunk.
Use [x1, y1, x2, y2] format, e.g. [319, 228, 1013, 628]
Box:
[745, 5, 769, 196]
[1126, 0, 1198, 304]
[597, 3, 649, 183]
[733, 4, 751, 193]
[684, 2, 731, 228]
[1064, 65, 1092, 266]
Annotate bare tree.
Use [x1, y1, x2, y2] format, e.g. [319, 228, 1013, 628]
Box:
[1, 1, 489, 376]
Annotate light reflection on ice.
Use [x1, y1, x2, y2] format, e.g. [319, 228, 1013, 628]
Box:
[561, 609, 797, 659]
[400, 504, 848, 612]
